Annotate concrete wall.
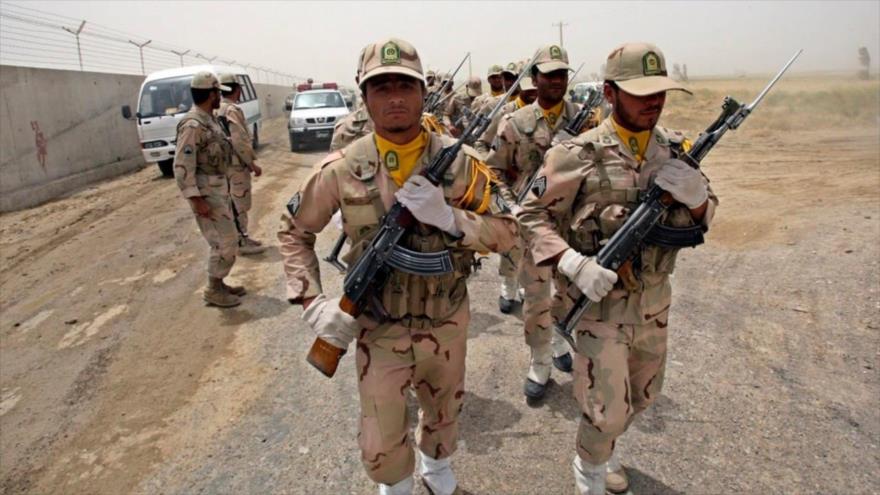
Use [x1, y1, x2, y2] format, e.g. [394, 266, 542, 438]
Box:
[0, 65, 290, 212]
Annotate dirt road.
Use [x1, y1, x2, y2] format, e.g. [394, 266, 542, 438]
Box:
[1, 77, 878, 494]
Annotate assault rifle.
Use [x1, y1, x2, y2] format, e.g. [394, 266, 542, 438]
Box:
[515, 86, 606, 203]
[424, 52, 470, 114]
[553, 50, 803, 350]
[307, 53, 538, 377]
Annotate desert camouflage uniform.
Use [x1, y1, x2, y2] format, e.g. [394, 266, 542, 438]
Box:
[486, 100, 578, 333]
[278, 131, 517, 485]
[217, 97, 257, 234]
[442, 93, 475, 135]
[173, 105, 237, 278]
[519, 117, 717, 465]
[330, 101, 374, 151]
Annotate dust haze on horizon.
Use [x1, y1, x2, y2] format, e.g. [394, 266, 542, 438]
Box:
[10, 0, 880, 84]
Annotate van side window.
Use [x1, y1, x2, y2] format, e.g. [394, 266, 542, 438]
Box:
[236, 75, 253, 102]
[244, 76, 257, 101]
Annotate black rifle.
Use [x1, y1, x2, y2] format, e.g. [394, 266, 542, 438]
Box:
[424, 52, 470, 114]
[217, 115, 248, 238]
[307, 54, 536, 377]
[322, 230, 348, 273]
[515, 87, 606, 203]
[553, 50, 803, 350]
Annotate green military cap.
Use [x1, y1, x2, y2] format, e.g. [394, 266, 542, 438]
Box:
[605, 42, 692, 96]
[191, 70, 230, 91]
[502, 62, 519, 76]
[359, 37, 425, 90]
[487, 64, 504, 77]
[534, 44, 571, 73]
[466, 76, 482, 97]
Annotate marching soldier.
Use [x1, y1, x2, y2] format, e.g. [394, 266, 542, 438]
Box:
[519, 42, 717, 494]
[173, 71, 242, 307]
[442, 76, 482, 137]
[279, 38, 517, 495]
[217, 73, 266, 255]
[425, 69, 439, 93]
[485, 44, 581, 402]
[473, 75, 537, 155]
[469, 64, 504, 113]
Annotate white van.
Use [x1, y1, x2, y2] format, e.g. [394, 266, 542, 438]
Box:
[122, 65, 261, 177]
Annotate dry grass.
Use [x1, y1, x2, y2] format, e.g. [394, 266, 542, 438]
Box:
[660, 74, 880, 135]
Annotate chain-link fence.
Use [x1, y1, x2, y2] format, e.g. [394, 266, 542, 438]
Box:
[0, 2, 300, 85]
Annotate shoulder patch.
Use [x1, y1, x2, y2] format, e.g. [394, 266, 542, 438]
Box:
[183, 144, 194, 155]
[286, 192, 302, 217]
[531, 175, 547, 198]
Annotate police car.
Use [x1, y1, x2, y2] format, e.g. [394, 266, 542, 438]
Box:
[287, 82, 349, 151]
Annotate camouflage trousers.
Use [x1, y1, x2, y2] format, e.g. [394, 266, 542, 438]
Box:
[193, 174, 238, 279]
[355, 299, 469, 485]
[572, 311, 669, 465]
[227, 166, 252, 235]
[517, 248, 558, 349]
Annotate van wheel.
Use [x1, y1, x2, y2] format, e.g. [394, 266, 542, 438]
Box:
[158, 159, 174, 178]
[252, 124, 259, 149]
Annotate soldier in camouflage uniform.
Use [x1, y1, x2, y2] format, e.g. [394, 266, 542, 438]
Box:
[331, 46, 374, 151]
[173, 71, 242, 308]
[442, 76, 481, 137]
[217, 73, 266, 255]
[279, 38, 517, 495]
[469, 64, 504, 114]
[519, 43, 718, 494]
[485, 45, 581, 402]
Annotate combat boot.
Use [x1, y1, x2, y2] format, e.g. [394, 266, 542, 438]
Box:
[551, 330, 573, 373]
[222, 281, 246, 296]
[238, 236, 266, 255]
[573, 456, 606, 495]
[605, 450, 629, 494]
[419, 453, 461, 495]
[524, 343, 552, 402]
[204, 278, 241, 308]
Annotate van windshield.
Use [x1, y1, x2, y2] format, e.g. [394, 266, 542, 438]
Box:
[138, 75, 194, 118]
[294, 92, 345, 110]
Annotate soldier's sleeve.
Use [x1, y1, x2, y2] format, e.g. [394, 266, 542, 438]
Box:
[277, 154, 343, 303]
[329, 119, 347, 151]
[173, 121, 201, 198]
[473, 108, 501, 155]
[518, 143, 586, 266]
[483, 115, 517, 205]
[445, 154, 519, 254]
[228, 106, 256, 167]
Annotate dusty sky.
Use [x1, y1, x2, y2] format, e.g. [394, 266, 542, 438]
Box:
[12, 0, 880, 83]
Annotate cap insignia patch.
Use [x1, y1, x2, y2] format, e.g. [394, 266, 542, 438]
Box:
[642, 52, 662, 76]
[381, 42, 400, 65]
[549, 45, 562, 60]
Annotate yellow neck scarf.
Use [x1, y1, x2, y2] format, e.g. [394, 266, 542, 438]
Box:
[540, 100, 565, 129]
[491, 89, 504, 97]
[612, 116, 652, 163]
[375, 129, 429, 186]
[514, 95, 528, 109]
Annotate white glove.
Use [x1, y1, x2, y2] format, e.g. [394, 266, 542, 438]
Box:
[654, 158, 708, 209]
[302, 294, 360, 350]
[557, 248, 618, 303]
[394, 175, 460, 235]
[330, 209, 343, 230]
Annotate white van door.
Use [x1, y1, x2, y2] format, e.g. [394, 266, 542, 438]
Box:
[235, 74, 261, 147]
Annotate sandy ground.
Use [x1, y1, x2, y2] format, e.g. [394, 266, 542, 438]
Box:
[1, 75, 878, 495]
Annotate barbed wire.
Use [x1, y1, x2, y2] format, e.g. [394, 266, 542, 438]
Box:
[0, 2, 302, 86]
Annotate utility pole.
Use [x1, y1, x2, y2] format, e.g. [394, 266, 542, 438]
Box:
[170, 49, 190, 67]
[552, 20, 568, 47]
[128, 39, 152, 75]
[62, 20, 86, 71]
